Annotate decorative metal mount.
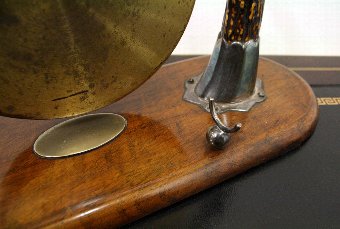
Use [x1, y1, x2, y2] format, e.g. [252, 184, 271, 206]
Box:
[183, 39, 266, 149]
[183, 0, 266, 149]
[184, 76, 266, 114]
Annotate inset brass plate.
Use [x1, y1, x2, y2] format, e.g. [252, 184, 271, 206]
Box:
[33, 113, 126, 158]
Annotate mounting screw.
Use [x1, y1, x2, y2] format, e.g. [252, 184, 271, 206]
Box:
[258, 92, 265, 98]
[187, 78, 195, 84]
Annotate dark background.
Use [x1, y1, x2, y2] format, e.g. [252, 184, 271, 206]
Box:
[125, 56, 340, 228]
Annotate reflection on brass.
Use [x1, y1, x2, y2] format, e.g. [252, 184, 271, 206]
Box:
[34, 113, 127, 158]
[0, 0, 195, 119]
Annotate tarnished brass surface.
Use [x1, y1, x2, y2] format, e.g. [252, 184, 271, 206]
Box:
[34, 113, 127, 158]
[0, 0, 195, 119]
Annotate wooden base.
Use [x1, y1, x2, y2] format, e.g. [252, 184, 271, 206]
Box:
[0, 57, 318, 228]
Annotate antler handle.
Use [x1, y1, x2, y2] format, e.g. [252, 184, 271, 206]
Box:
[223, 0, 265, 43]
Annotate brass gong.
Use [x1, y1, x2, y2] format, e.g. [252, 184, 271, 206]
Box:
[0, 0, 195, 119]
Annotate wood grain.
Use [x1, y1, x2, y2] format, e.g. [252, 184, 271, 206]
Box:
[0, 56, 318, 228]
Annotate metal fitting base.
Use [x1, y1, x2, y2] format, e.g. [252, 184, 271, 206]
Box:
[183, 76, 266, 114]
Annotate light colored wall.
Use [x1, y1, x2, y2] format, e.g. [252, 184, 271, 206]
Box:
[173, 0, 340, 56]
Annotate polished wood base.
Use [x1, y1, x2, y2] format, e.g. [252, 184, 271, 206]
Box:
[0, 57, 318, 228]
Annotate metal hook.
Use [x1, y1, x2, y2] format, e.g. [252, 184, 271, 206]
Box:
[206, 98, 242, 149]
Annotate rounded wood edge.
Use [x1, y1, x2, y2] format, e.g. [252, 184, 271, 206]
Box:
[163, 55, 209, 67]
[261, 57, 319, 141]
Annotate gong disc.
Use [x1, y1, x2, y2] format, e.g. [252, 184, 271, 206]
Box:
[0, 0, 195, 119]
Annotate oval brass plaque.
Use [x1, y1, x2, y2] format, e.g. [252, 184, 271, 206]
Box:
[0, 0, 195, 119]
[33, 113, 126, 158]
